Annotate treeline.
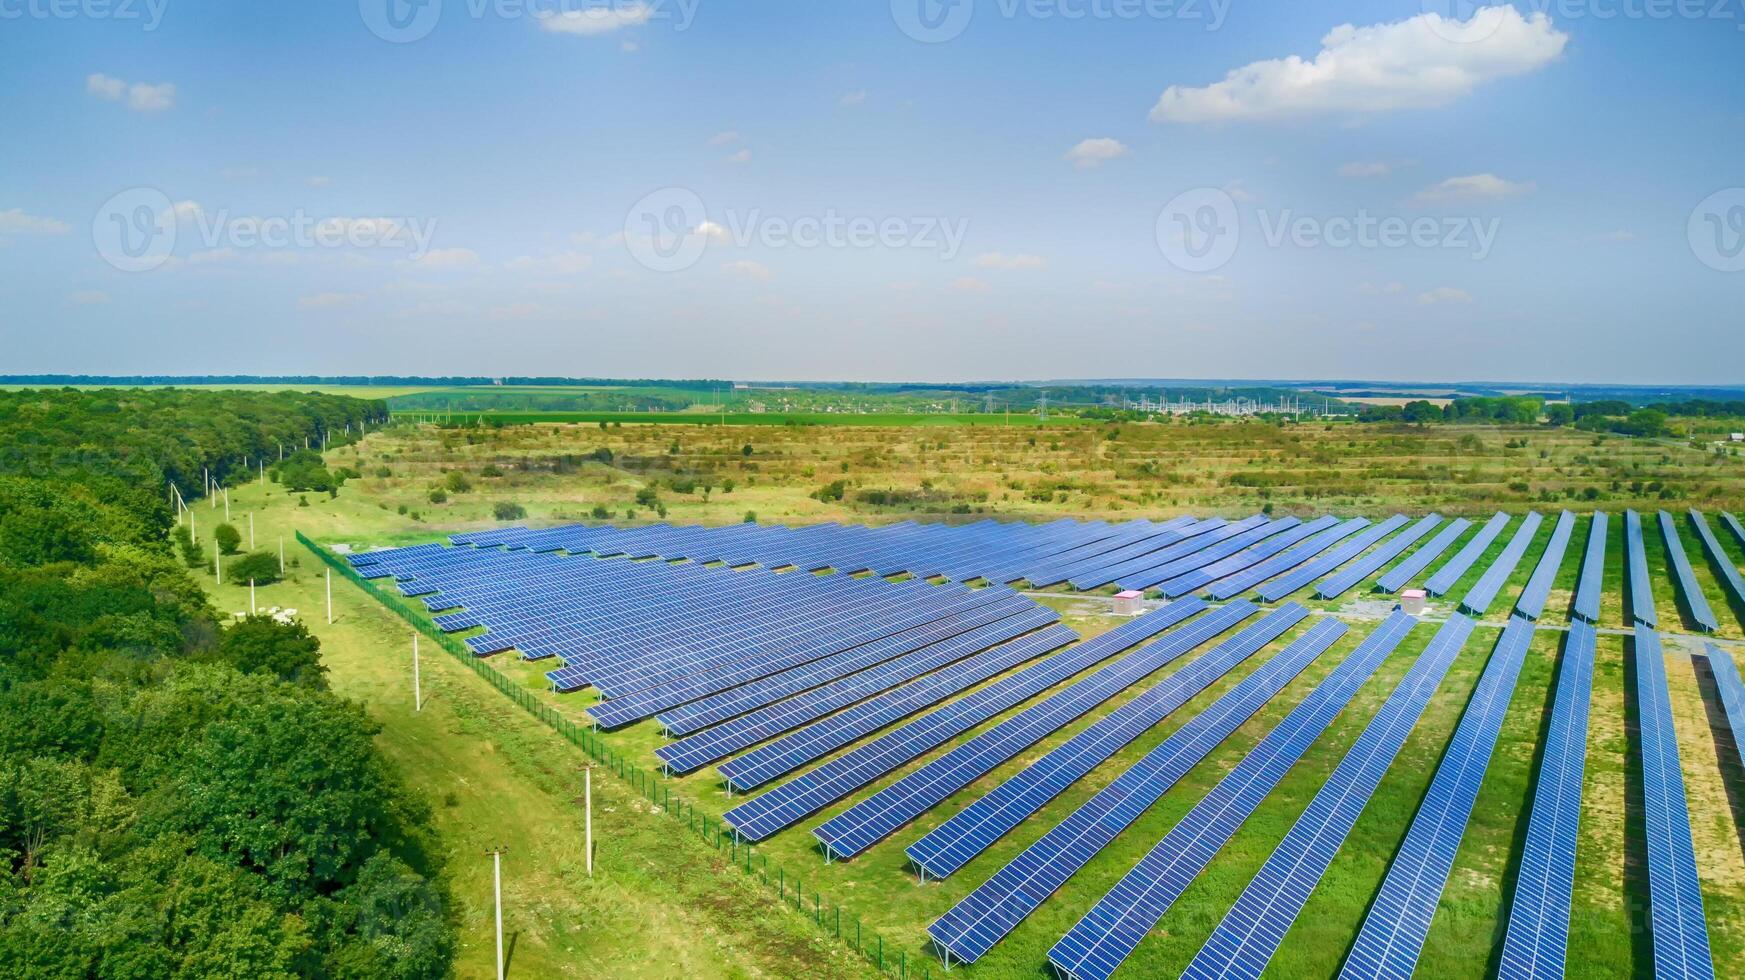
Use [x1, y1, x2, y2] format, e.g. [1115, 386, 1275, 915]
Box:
[1357, 396, 1677, 438]
[1, 375, 724, 390]
[0, 389, 451, 977]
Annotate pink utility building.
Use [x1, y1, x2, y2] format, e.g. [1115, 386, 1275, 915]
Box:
[1400, 589, 1429, 616]
[1113, 590, 1145, 616]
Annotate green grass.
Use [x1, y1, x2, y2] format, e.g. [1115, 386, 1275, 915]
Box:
[397, 411, 1090, 427]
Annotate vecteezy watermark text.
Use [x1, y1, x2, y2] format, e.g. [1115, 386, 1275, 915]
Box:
[0, 0, 168, 29]
[622, 187, 969, 273]
[93, 187, 439, 273]
[1689, 188, 1745, 272]
[890, 0, 1228, 43]
[1155, 188, 1503, 273]
[1421, 0, 1745, 43]
[360, 0, 698, 44]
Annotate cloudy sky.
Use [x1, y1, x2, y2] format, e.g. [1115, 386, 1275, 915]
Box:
[2, 1, 1742, 383]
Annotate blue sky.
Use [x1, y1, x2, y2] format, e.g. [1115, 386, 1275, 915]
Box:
[1, 0, 1741, 383]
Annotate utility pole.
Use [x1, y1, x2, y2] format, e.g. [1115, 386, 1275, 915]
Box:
[214, 548, 221, 583]
[413, 634, 422, 712]
[584, 764, 594, 877]
[326, 568, 333, 625]
[489, 848, 507, 980]
[278, 537, 284, 576]
[249, 578, 256, 615]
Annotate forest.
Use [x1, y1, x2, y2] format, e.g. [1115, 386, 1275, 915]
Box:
[0, 388, 450, 978]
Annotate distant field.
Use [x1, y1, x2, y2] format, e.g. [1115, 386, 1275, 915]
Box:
[0, 381, 441, 399]
[393, 410, 1088, 427]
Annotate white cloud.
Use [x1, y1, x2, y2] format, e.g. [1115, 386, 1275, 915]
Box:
[0, 208, 71, 235]
[297, 291, 364, 310]
[709, 131, 741, 146]
[1339, 162, 1392, 178]
[974, 252, 1047, 271]
[504, 250, 594, 276]
[69, 290, 110, 305]
[952, 276, 991, 293]
[1418, 286, 1473, 305]
[721, 259, 772, 281]
[537, 2, 653, 35]
[414, 248, 480, 270]
[726, 148, 752, 164]
[1064, 138, 1129, 170]
[838, 89, 868, 108]
[128, 82, 176, 112]
[164, 199, 204, 222]
[1414, 173, 1535, 202]
[1150, 8, 1567, 123]
[86, 73, 126, 101]
[694, 220, 730, 242]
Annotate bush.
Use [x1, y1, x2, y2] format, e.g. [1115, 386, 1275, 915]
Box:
[213, 615, 323, 687]
[634, 486, 659, 507]
[174, 525, 203, 568]
[480, 464, 503, 477]
[443, 472, 472, 493]
[227, 550, 281, 586]
[427, 488, 448, 504]
[743, 511, 757, 523]
[492, 502, 526, 521]
[213, 522, 242, 555]
[812, 480, 847, 503]
[590, 505, 611, 520]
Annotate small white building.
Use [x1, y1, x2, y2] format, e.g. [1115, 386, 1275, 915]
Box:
[1113, 590, 1145, 616]
[1730, 433, 1744, 443]
[1400, 589, 1429, 616]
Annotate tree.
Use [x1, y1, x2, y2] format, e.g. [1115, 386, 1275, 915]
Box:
[1401, 400, 1441, 424]
[1544, 403, 1575, 427]
[213, 615, 325, 688]
[492, 502, 526, 521]
[275, 450, 340, 493]
[634, 486, 659, 507]
[443, 472, 472, 493]
[227, 550, 281, 586]
[214, 522, 242, 555]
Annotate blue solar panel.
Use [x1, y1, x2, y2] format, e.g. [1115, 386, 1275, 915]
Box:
[1316, 514, 1444, 600]
[922, 615, 1349, 965]
[1065, 517, 1272, 592]
[721, 601, 1220, 841]
[1208, 517, 1372, 601]
[813, 601, 1272, 860]
[1689, 511, 1745, 630]
[1659, 511, 1720, 633]
[906, 605, 1321, 880]
[1046, 611, 1418, 980]
[1627, 510, 1658, 627]
[1461, 511, 1544, 616]
[1498, 618, 1597, 980]
[1707, 644, 1745, 774]
[1425, 511, 1511, 597]
[1515, 511, 1576, 621]
[1340, 615, 1537, 979]
[1257, 515, 1410, 602]
[1725, 512, 1745, 554]
[1573, 512, 1609, 624]
[1634, 628, 1717, 979]
[1180, 613, 1477, 980]
[1375, 517, 1473, 594]
[1120, 517, 1305, 593]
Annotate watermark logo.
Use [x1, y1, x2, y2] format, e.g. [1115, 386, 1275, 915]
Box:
[892, 0, 975, 42]
[622, 187, 971, 272]
[1422, 0, 1745, 43]
[360, 0, 443, 43]
[1690, 187, 1745, 272]
[1156, 188, 1239, 273]
[0, 0, 169, 30]
[93, 187, 176, 273]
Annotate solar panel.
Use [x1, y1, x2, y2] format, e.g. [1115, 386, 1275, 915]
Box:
[1515, 510, 1576, 621]
[1689, 511, 1745, 631]
[1626, 510, 1658, 627]
[923, 616, 1355, 966]
[1375, 517, 1473, 594]
[1425, 511, 1511, 597]
[1208, 517, 1372, 601]
[1461, 511, 1544, 616]
[1658, 511, 1720, 633]
[813, 601, 1271, 860]
[1118, 517, 1304, 593]
[1179, 614, 1477, 980]
[1498, 618, 1597, 980]
[1340, 615, 1537, 979]
[1065, 517, 1273, 592]
[1316, 514, 1443, 600]
[906, 606, 1325, 880]
[1725, 512, 1745, 554]
[721, 601, 1221, 841]
[1573, 512, 1609, 624]
[1634, 628, 1717, 979]
[1257, 515, 1410, 602]
[1706, 644, 1745, 773]
[1046, 611, 1417, 980]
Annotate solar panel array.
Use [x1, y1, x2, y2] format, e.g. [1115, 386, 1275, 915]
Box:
[1515, 510, 1576, 621]
[1498, 618, 1597, 980]
[1180, 613, 1477, 980]
[1157, 517, 1339, 598]
[1315, 514, 1443, 600]
[904, 605, 1319, 880]
[1707, 644, 1745, 773]
[1375, 517, 1473, 593]
[1425, 511, 1511, 596]
[1108, 517, 1301, 593]
[813, 601, 1274, 860]
[1689, 511, 1745, 628]
[722, 601, 1231, 841]
[1341, 615, 1537, 979]
[1256, 514, 1409, 602]
[1047, 611, 1417, 980]
[924, 615, 1349, 964]
[1634, 628, 1717, 979]
[1659, 510, 1720, 633]
[1626, 509, 1659, 627]
[1207, 517, 1372, 600]
[1460, 511, 1543, 616]
[1573, 512, 1609, 624]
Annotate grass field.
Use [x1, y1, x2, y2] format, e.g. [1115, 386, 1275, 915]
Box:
[198, 417, 1745, 978]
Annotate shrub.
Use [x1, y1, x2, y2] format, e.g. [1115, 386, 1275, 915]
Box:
[427, 488, 448, 504]
[213, 522, 242, 555]
[480, 464, 503, 477]
[590, 505, 611, 520]
[227, 550, 281, 586]
[492, 502, 527, 521]
[444, 472, 473, 493]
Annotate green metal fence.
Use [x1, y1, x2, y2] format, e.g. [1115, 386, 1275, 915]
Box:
[297, 532, 930, 980]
